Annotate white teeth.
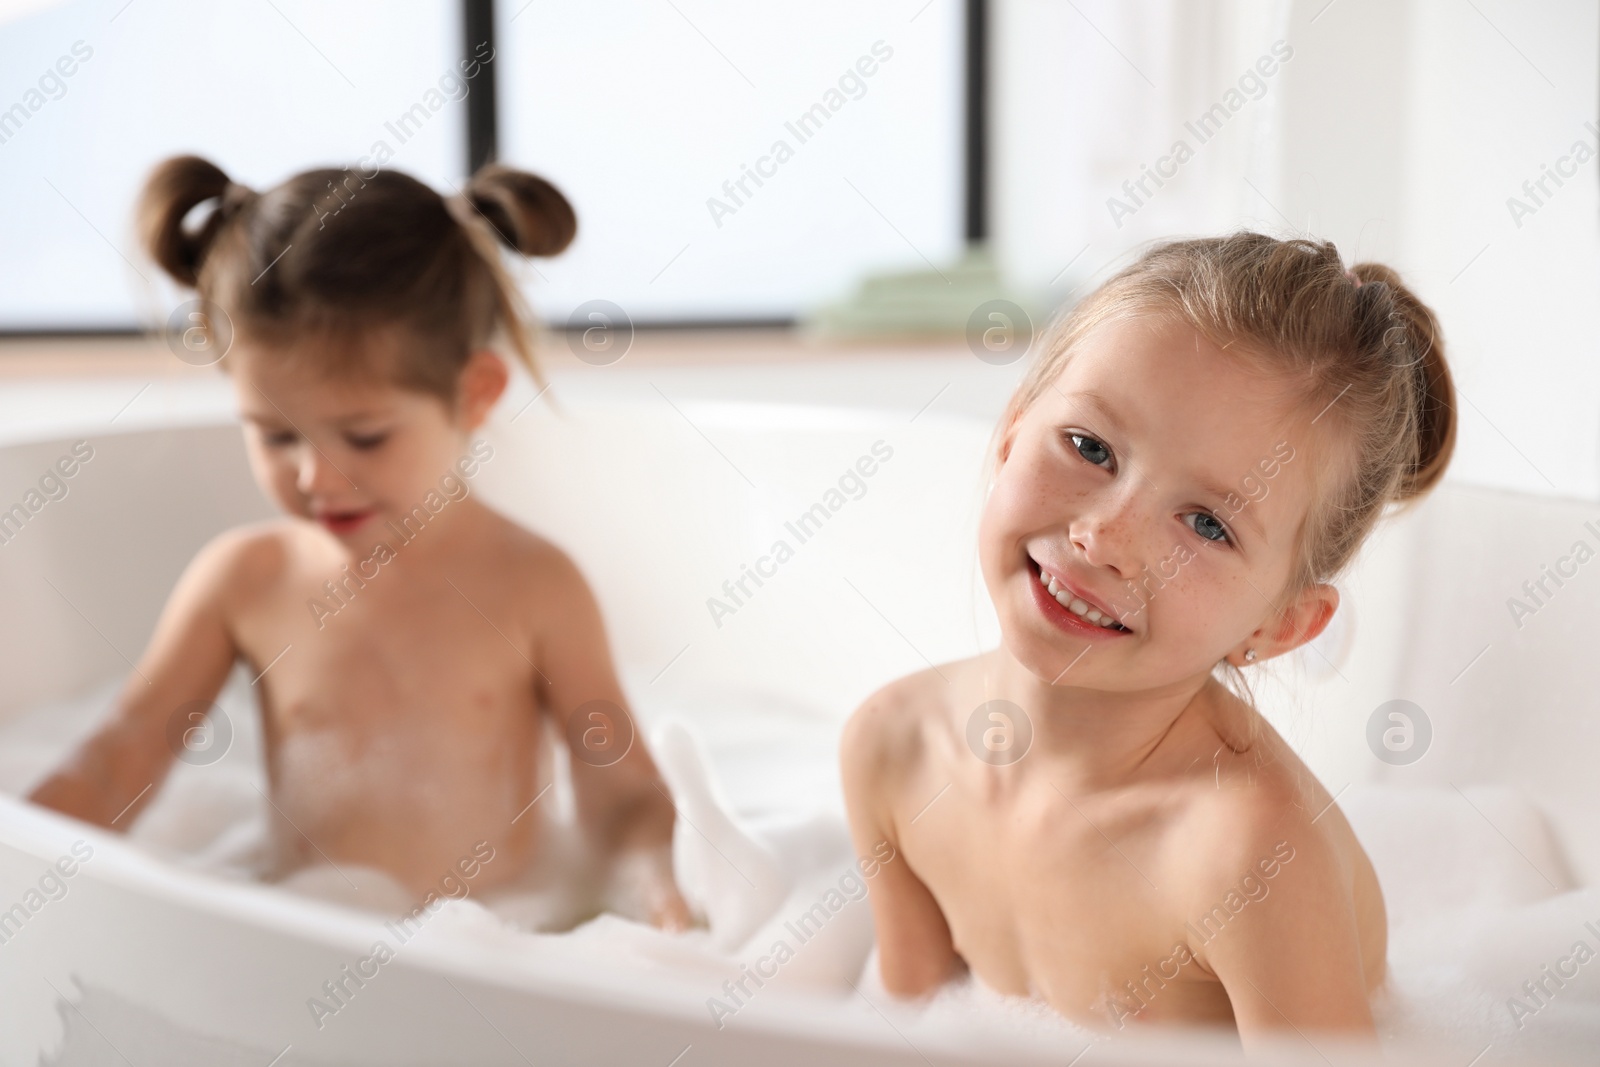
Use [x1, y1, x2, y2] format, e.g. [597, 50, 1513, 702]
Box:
[1037, 563, 1127, 630]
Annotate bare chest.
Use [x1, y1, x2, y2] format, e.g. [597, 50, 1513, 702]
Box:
[232, 559, 545, 862]
[900, 779, 1234, 1029]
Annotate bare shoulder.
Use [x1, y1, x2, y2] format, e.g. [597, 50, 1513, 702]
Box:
[183, 519, 303, 606]
[466, 512, 612, 659]
[470, 506, 588, 591]
[1177, 764, 1336, 896]
[842, 668, 951, 773]
[1163, 689, 1389, 1009]
[1171, 687, 1367, 934]
[840, 661, 972, 820]
[1185, 728, 1335, 855]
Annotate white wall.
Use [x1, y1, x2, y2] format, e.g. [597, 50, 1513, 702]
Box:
[1388, 0, 1600, 500]
[992, 0, 1600, 501]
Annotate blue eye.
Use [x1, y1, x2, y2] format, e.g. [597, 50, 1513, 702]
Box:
[1186, 512, 1232, 545]
[1069, 434, 1113, 470]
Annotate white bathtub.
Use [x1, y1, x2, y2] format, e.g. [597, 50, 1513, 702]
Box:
[0, 363, 1595, 1066]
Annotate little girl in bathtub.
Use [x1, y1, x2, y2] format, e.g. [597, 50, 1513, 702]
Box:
[842, 234, 1456, 1044]
[28, 156, 691, 930]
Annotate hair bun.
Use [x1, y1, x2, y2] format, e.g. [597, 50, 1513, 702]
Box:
[137, 155, 255, 287]
[1349, 261, 1457, 503]
[463, 163, 577, 257]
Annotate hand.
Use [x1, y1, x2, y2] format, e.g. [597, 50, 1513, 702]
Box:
[646, 878, 694, 933]
[605, 844, 696, 932]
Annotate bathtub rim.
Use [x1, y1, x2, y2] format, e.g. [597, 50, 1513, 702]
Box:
[0, 791, 1338, 1067]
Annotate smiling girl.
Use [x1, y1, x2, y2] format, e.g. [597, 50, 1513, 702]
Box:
[29, 156, 690, 929]
[842, 233, 1455, 1043]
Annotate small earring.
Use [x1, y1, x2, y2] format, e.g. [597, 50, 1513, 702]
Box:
[1244, 648, 1258, 662]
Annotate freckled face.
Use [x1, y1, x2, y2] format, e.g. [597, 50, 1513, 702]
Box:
[229, 341, 471, 553]
[978, 315, 1322, 690]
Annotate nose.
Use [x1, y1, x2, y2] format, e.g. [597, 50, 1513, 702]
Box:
[1069, 484, 1145, 580]
[294, 443, 354, 498]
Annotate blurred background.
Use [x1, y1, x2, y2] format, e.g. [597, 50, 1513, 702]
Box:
[0, 0, 1596, 495]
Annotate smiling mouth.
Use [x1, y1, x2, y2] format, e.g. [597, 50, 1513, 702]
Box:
[316, 509, 376, 535]
[1027, 558, 1133, 635]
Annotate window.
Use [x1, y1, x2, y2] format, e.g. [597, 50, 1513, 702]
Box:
[0, 0, 462, 330]
[0, 0, 964, 330]
[498, 1, 964, 323]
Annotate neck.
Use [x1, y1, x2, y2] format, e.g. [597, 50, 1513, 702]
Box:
[335, 494, 485, 572]
[982, 645, 1217, 792]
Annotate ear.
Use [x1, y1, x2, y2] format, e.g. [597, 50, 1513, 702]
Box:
[1230, 582, 1339, 666]
[455, 349, 509, 431]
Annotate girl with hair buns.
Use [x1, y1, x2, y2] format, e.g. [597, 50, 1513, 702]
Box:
[30, 156, 691, 930]
[842, 233, 1457, 1042]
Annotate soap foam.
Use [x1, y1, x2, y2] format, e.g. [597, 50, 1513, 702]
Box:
[4, 668, 1598, 1060]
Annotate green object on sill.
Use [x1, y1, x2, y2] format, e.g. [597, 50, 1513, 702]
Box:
[801, 244, 1037, 340]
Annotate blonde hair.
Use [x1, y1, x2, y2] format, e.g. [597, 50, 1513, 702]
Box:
[137, 155, 576, 403]
[1001, 231, 1455, 615]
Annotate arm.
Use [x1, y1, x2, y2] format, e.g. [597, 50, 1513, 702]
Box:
[28, 531, 244, 828]
[840, 690, 960, 995]
[533, 547, 688, 929]
[1187, 816, 1376, 1048]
